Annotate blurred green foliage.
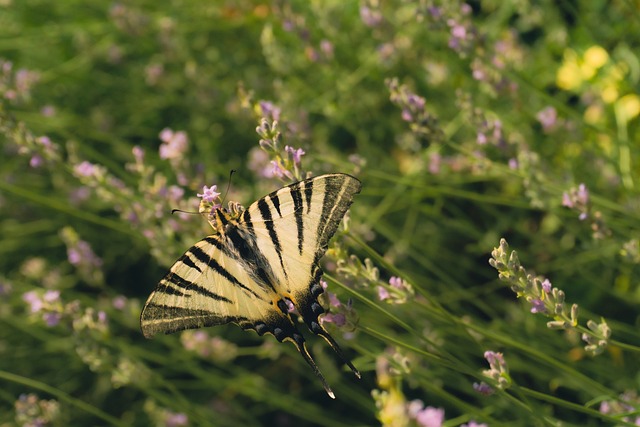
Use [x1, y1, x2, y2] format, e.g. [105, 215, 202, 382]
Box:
[1, 0, 640, 426]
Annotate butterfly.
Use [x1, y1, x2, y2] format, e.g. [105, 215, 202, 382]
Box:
[140, 173, 362, 398]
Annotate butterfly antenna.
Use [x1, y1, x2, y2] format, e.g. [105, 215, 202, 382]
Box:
[220, 169, 237, 204]
[171, 208, 200, 215]
[290, 334, 335, 399]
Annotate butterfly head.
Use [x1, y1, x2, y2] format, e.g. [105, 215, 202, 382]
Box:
[199, 199, 245, 233]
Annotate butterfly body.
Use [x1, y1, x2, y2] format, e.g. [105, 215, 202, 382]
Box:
[141, 173, 362, 398]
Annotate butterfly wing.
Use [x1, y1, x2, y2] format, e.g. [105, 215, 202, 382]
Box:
[240, 173, 362, 377]
[141, 236, 272, 337]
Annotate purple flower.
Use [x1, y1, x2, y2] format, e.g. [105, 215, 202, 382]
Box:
[577, 183, 589, 205]
[168, 185, 185, 202]
[476, 132, 487, 145]
[112, 295, 127, 310]
[75, 161, 97, 177]
[530, 298, 546, 314]
[36, 136, 52, 148]
[415, 406, 445, 427]
[360, 6, 382, 27]
[427, 6, 442, 19]
[508, 158, 518, 169]
[321, 312, 346, 327]
[541, 279, 552, 293]
[30, 155, 43, 168]
[473, 382, 494, 395]
[536, 106, 557, 132]
[284, 298, 296, 313]
[320, 39, 334, 57]
[285, 145, 305, 165]
[561, 192, 573, 208]
[377, 286, 390, 301]
[407, 94, 425, 110]
[389, 276, 406, 289]
[166, 413, 188, 427]
[68, 248, 81, 265]
[197, 185, 220, 203]
[132, 145, 144, 163]
[43, 312, 61, 327]
[328, 291, 342, 308]
[98, 310, 108, 324]
[484, 350, 502, 366]
[259, 101, 281, 121]
[22, 291, 43, 313]
[429, 152, 441, 174]
[43, 290, 60, 303]
[159, 128, 188, 160]
[451, 24, 467, 39]
[269, 160, 293, 179]
[41, 105, 56, 116]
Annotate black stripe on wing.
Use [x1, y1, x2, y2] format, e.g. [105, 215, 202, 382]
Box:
[257, 197, 287, 277]
[290, 182, 305, 255]
[142, 303, 249, 336]
[313, 174, 361, 265]
[162, 273, 232, 303]
[188, 243, 262, 299]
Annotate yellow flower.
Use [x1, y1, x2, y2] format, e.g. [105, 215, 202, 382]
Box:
[584, 46, 609, 69]
[601, 85, 619, 103]
[584, 104, 604, 125]
[616, 94, 640, 122]
[556, 49, 582, 90]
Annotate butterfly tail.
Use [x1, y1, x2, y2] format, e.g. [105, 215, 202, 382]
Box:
[288, 333, 335, 399]
[312, 323, 361, 379]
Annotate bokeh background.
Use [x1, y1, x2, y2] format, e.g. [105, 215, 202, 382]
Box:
[1, 1, 640, 426]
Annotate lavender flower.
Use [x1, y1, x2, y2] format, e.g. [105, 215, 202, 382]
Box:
[482, 350, 511, 389]
[360, 6, 382, 27]
[159, 128, 188, 160]
[284, 145, 305, 165]
[61, 228, 104, 286]
[29, 154, 43, 168]
[414, 406, 445, 427]
[259, 100, 281, 121]
[180, 330, 238, 362]
[166, 412, 189, 427]
[23, 291, 43, 313]
[490, 238, 610, 355]
[386, 77, 444, 143]
[22, 289, 63, 327]
[269, 160, 294, 180]
[197, 185, 221, 204]
[473, 381, 494, 396]
[376, 286, 390, 301]
[14, 393, 60, 427]
[562, 183, 589, 220]
[536, 106, 558, 132]
[74, 161, 98, 178]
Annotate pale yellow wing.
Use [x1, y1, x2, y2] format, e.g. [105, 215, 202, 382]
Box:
[141, 235, 279, 338]
[240, 173, 362, 377]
